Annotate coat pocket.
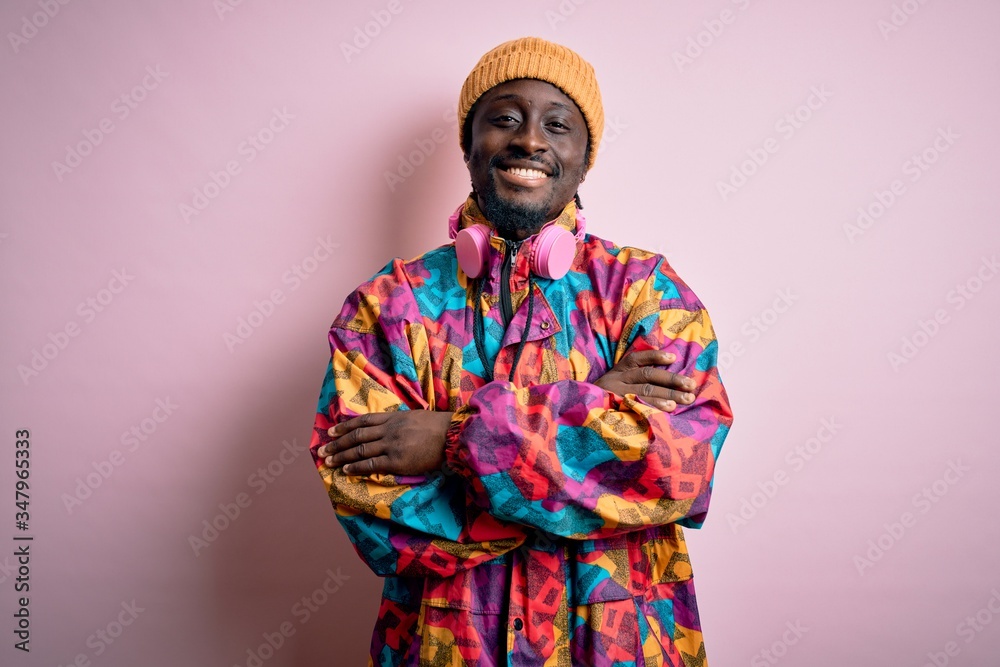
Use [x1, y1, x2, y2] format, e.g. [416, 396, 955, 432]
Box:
[418, 555, 510, 613]
[568, 524, 693, 606]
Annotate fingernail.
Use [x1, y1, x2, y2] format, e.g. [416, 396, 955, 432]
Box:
[684, 393, 695, 402]
[325, 456, 333, 467]
[342, 465, 351, 475]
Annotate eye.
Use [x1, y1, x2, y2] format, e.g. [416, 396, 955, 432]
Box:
[546, 117, 571, 132]
[491, 114, 518, 125]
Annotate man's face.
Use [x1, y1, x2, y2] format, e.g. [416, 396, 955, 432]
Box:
[464, 79, 589, 240]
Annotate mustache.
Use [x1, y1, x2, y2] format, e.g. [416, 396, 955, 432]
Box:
[488, 154, 559, 178]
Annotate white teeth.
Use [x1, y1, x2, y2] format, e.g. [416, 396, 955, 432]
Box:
[507, 167, 547, 179]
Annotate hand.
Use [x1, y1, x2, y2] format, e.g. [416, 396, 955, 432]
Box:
[318, 411, 454, 476]
[593, 350, 696, 412]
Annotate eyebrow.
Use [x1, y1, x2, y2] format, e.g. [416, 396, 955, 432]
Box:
[487, 93, 573, 111]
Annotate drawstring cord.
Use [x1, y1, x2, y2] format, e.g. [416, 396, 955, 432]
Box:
[473, 276, 492, 382]
[508, 279, 535, 384]
[473, 274, 536, 384]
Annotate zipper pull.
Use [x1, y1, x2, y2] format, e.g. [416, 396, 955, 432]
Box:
[499, 239, 523, 330]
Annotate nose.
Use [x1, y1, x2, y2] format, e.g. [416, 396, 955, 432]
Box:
[509, 115, 547, 155]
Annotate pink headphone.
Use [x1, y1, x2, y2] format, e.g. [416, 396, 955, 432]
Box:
[448, 203, 587, 280]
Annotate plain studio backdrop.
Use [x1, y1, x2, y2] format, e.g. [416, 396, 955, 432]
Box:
[2, 1, 999, 665]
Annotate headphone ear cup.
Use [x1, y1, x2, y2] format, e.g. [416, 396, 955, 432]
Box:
[455, 224, 491, 279]
[531, 226, 577, 280]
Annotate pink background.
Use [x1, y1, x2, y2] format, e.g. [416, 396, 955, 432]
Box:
[3, 1, 1000, 665]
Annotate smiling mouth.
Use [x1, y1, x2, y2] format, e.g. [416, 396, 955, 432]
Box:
[503, 166, 549, 180]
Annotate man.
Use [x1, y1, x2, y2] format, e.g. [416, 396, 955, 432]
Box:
[309, 37, 734, 666]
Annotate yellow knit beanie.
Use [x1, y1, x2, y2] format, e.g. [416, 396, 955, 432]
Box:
[458, 36, 604, 170]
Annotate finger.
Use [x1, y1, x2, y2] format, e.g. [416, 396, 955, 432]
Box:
[657, 399, 678, 412]
[621, 366, 694, 390]
[327, 412, 391, 438]
[631, 392, 678, 412]
[329, 423, 387, 455]
[618, 349, 676, 369]
[600, 379, 680, 412]
[649, 367, 696, 392]
[621, 381, 695, 407]
[622, 367, 697, 396]
[327, 438, 384, 469]
[343, 455, 392, 477]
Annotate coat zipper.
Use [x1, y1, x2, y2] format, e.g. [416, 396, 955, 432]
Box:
[500, 239, 522, 329]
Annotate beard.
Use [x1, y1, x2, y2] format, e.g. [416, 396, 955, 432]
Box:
[478, 158, 558, 239]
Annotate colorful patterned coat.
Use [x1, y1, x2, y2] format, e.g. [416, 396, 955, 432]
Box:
[309, 197, 734, 666]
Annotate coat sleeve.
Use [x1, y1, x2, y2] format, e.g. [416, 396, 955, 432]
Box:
[443, 254, 734, 539]
[309, 260, 526, 578]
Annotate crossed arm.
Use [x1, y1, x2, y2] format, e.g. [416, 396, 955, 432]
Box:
[319, 349, 698, 477]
